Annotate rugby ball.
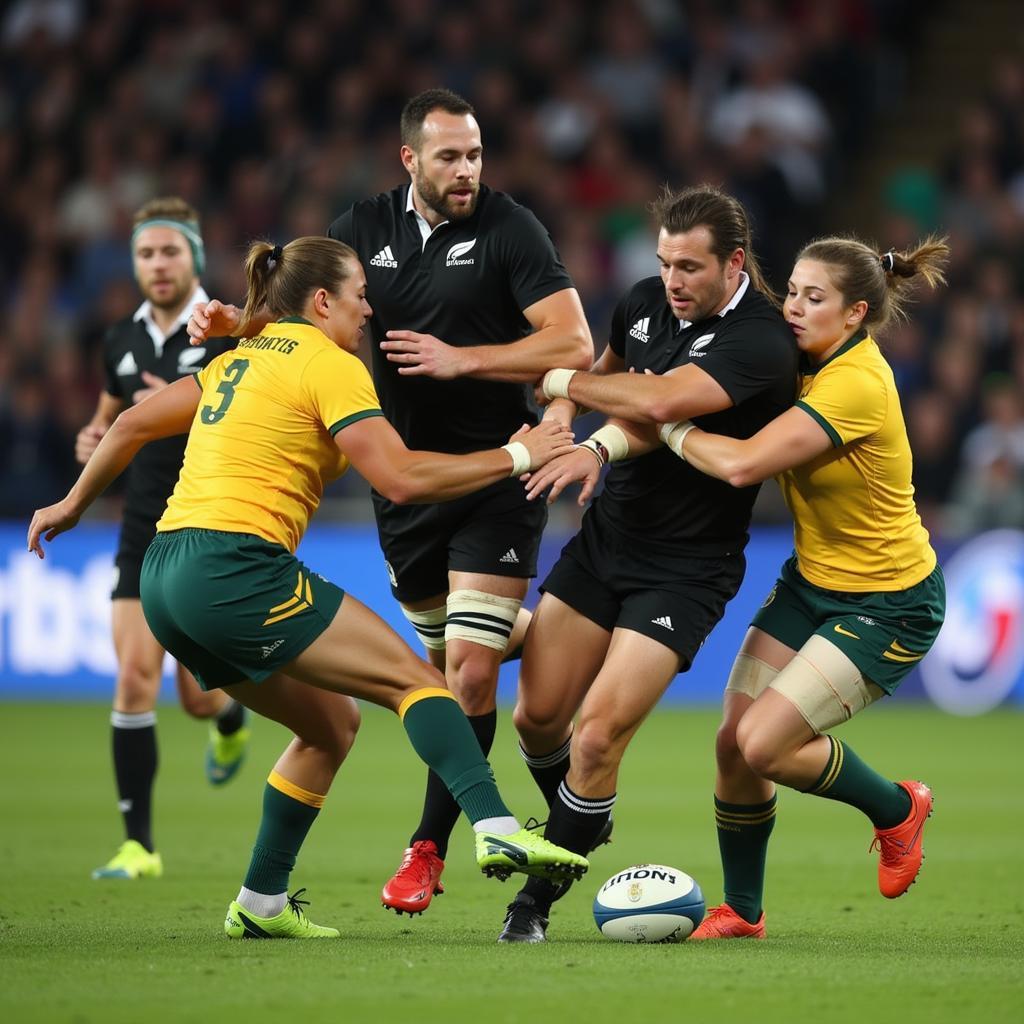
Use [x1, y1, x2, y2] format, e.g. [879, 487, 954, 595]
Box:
[593, 864, 705, 943]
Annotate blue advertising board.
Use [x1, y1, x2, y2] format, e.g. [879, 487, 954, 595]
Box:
[2, 522, 1021, 712]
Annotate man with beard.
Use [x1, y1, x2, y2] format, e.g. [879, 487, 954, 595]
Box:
[187, 90, 592, 915]
[80, 197, 252, 882]
[494, 185, 798, 942]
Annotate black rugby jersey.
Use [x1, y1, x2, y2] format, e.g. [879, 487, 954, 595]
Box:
[327, 184, 572, 453]
[102, 302, 234, 524]
[595, 276, 797, 554]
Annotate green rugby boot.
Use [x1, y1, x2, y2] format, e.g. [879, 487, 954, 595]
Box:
[205, 719, 251, 786]
[476, 828, 589, 883]
[91, 839, 163, 880]
[224, 889, 339, 939]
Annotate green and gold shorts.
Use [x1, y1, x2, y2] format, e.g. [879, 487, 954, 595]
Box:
[750, 555, 946, 694]
[140, 528, 344, 691]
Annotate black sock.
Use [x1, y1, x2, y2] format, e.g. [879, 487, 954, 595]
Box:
[520, 780, 615, 915]
[215, 698, 246, 736]
[519, 735, 571, 808]
[409, 709, 497, 859]
[111, 711, 158, 852]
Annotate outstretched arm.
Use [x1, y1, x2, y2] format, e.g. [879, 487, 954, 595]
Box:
[28, 378, 202, 557]
[335, 417, 575, 505]
[670, 406, 833, 487]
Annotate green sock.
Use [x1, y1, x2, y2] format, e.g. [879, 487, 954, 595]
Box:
[400, 689, 512, 823]
[715, 795, 776, 924]
[242, 772, 322, 894]
[805, 736, 911, 829]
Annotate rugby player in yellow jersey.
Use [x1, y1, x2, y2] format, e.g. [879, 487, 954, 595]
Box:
[657, 236, 950, 938]
[27, 236, 589, 939]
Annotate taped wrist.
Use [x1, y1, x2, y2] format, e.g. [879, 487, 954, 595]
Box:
[501, 440, 531, 477]
[542, 368, 578, 400]
[659, 420, 696, 461]
[578, 423, 630, 466]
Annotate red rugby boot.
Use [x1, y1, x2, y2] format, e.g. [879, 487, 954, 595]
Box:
[871, 780, 933, 899]
[690, 903, 766, 940]
[381, 840, 445, 915]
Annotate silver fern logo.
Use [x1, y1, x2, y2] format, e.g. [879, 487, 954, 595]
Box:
[446, 238, 477, 267]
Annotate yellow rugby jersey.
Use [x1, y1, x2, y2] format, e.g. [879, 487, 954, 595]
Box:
[779, 330, 935, 591]
[158, 318, 382, 552]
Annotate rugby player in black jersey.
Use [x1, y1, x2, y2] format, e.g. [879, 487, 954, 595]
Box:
[82, 198, 253, 881]
[186, 90, 592, 915]
[494, 186, 798, 942]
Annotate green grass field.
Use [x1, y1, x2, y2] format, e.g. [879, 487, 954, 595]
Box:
[2, 701, 1022, 1024]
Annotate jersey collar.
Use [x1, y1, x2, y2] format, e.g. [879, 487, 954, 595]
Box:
[133, 284, 209, 357]
[405, 184, 449, 251]
[676, 271, 749, 331]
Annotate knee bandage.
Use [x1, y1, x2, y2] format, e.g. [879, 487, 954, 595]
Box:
[401, 603, 448, 652]
[445, 589, 523, 652]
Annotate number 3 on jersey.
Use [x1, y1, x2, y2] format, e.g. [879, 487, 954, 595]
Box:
[201, 358, 250, 424]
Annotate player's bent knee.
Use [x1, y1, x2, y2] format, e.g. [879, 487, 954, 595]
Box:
[714, 718, 746, 773]
[573, 717, 626, 775]
[445, 589, 522, 654]
[114, 662, 162, 708]
[734, 727, 786, 781]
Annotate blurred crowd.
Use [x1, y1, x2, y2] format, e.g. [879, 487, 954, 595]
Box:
[1, 0, 1021, 540]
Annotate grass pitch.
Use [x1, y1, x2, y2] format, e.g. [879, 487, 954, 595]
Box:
[1, 701, 1021, 1024]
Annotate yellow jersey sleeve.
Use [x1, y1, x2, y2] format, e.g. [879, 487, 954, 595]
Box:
[301, 347, 383, 435]
[796, 358, 887, 448]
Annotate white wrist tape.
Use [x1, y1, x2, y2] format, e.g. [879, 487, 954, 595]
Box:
[502, 440, 532, 477]
[585, 424, 631, 464]
[542, 368, 577, 400]
[658, 420, 696, 461]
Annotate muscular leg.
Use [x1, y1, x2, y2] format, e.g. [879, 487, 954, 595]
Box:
[109, 599, 166, 854]
[512, 593, 611, 806]
[517, 628, 681, 918]
[176, 663, 227, 718]
[221, 676, 360, 920]
[405, 572, 528, 857]
[737, 636, 910, 828]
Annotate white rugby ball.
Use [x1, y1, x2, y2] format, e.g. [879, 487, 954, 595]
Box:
[593, 864, 705, 943]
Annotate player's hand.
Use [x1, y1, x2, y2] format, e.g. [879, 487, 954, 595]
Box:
[524, 447, 602, 506]
[381, 330, 466, 379]
[75, 424, 106, 465]
[187, 300, 240, 345]
[132, 372, 169, 405]
[512, 420, 577, 471]
[27, 499, 81, 560]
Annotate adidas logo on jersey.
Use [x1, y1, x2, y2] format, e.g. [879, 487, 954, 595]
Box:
[499, 547, 520, 564]
[446, 238, 476, 267]
[629, 317, 650, 344]
[651, 615, 674, 631]
[370, 245, 398, 268]
[115, 352, 139, 376]
[689, 332, 715, 357]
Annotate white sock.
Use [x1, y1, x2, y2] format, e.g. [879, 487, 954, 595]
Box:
[473, 815, 520, 835]
[236, 887, 287, 918]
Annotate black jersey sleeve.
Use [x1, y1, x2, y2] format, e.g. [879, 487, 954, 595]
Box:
[696, 317, 794, 406]
[326, 208, 355, 246]
[100, 326, 122, 399]
[607, 290, 631, 359]
[500, 206, 574, 312]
